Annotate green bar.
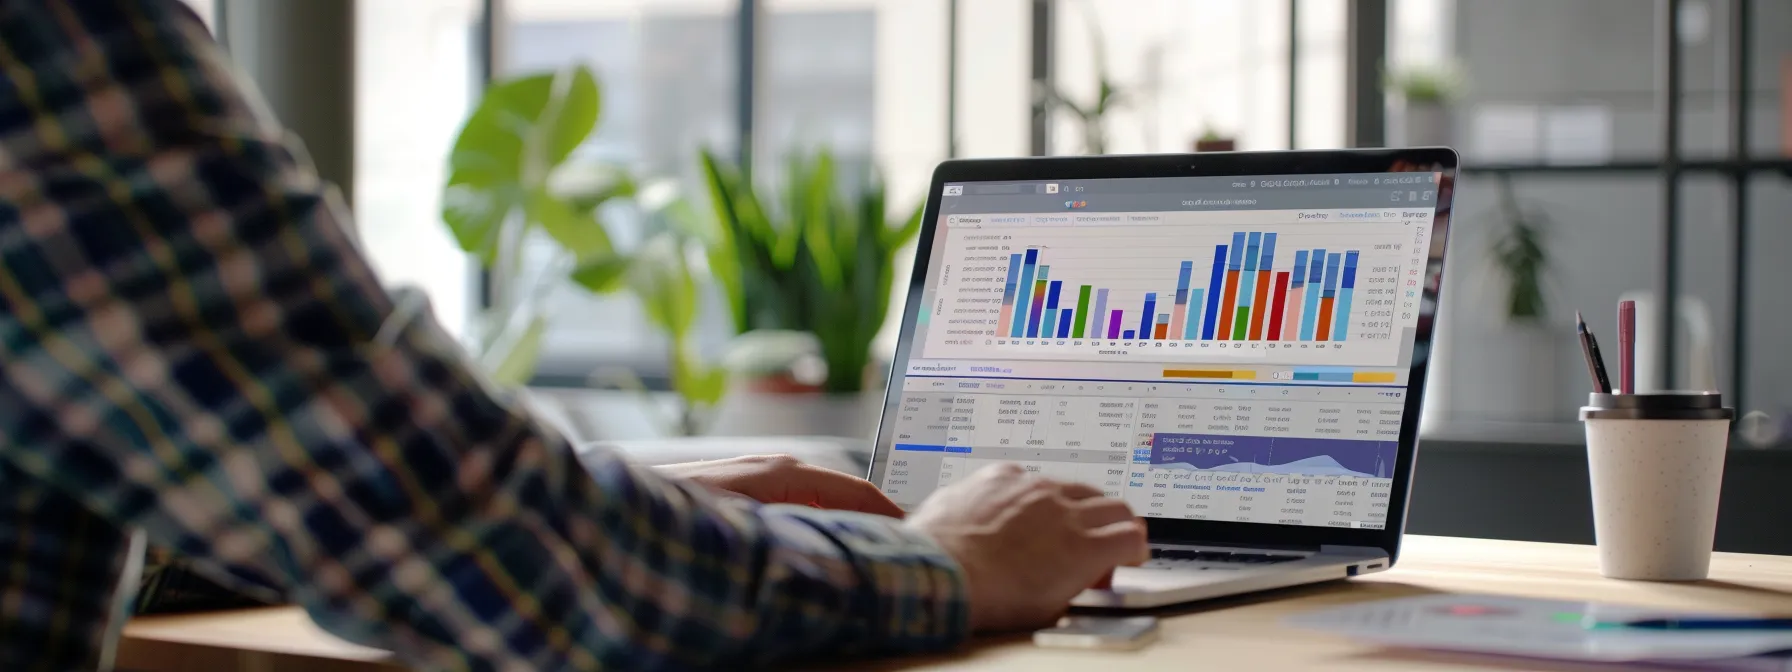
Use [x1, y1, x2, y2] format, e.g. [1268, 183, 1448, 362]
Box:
[1072, 285, 1093, 338]
[1231, 306, 1250, 340]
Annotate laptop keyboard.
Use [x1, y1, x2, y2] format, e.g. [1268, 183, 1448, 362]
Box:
[1143, 548, 1304, 570]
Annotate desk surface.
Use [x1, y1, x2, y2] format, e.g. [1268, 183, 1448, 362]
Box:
[120, 536, 1792, 671]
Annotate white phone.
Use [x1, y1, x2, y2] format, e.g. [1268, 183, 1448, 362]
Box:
[1032, 616, 1160, 650]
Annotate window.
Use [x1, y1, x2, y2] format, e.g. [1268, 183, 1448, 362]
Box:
[763, 0, 951, 355]
[504, 0, 954, 378]
[1048, 0, 1348, 154]
[504, 0, 738, 380]
[355, 0, 483, 340]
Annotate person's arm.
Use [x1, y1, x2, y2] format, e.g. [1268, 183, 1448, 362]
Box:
[0, 2, 963, 668]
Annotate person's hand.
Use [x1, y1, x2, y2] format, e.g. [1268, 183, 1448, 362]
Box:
[656, 454, 905, 517]
[904, 463, 1148, 633]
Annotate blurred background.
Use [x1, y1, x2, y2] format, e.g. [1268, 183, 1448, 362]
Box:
[182, 0, 1792, 550]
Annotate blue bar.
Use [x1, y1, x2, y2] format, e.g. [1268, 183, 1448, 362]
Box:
[1001, 252, 1022, 312]
[1260, 233, 1278, 270]
[894, 444, 946, 452]
[1042, 280, 1063, 338]
[1174, 260, 1193, 305]
[1300, 249, 1327, 341]
[1291, 250, 1309, 288]
[1202, 245, 1226, 339]
[1293, 366, 1355, 383]
[1227, 232, 1247, 270]
[1323, 253, 1342, 296]
[1333, 251, 1359, 340]
[1123, 329, 1136, 340]
[1140, 292, 1157, 338]
[944, 446, 972, 454]
[1184, 288, 1205, 339]
[1057, 309, 1074, 338]
[1238, 232, 1260, 309]
[1010, 248, 1038, 337]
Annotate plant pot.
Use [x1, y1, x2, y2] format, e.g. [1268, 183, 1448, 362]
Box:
[707, 380, 885, 439]
[1454, 321, 1568, 424]
[1400, 102, 1451, 147]
[1193, 138, 1236, 152]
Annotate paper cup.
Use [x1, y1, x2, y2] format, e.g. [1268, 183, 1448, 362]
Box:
[1581, 392, 1734, 581]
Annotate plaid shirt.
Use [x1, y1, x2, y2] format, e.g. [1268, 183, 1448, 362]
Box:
[0, 2, 966, 670]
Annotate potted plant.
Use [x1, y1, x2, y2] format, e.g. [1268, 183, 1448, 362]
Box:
[441, 64, 725, 436]
[1467, 174, 1564, 423]
[696, 149, 922, 438]
[1385, 62, 1463, 147]
[1193, 127, 1236, 152]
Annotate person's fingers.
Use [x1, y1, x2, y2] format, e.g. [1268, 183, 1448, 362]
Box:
[784, 463, 907, 517]
[1054, 481, 1106, 500]
[1089, 568, 1115, 591]
[1073, 497, 1137, 529]
[1083, 519, 1151, 567]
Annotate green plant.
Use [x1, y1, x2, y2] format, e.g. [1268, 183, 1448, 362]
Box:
[698, 148, 922, 394]
[441, 64, 724, 430]
[1384, 62, 1465, 104]
[1491, 175, 1550, 321]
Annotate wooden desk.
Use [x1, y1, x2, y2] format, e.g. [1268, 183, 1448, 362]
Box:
[119, 536, 1792, 671]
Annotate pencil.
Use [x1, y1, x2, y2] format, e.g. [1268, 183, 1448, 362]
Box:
[1576, 312, 1612, 393]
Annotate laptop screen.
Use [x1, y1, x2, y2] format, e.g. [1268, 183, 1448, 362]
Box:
[872, 170, 1445, 531]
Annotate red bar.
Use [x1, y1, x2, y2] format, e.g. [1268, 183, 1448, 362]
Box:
[1217, 270, 1241, 339]
[1266, 272, 1291, 340]
[1316, 297, 1336, 341]
[1247, 269, 1272, 339]
[1154, 323, 1169, 339]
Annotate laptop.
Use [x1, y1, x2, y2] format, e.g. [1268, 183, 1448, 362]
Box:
[866, 148, 1458, 608]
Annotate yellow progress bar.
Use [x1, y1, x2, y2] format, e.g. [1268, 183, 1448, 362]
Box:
[1352, 371, 1398, 383]
[1163, 369, 1258, 380]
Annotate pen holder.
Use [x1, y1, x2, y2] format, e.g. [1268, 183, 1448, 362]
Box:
[1580, 392, 1734, 581]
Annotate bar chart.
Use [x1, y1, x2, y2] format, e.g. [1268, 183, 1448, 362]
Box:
[993, 233, 1370, 345]
[925, 213, 1428, 367]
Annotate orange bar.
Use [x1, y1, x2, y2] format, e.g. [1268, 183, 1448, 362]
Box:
[1247, 269, 1272, 339]
[1154, 323, 1169, 339]
[1315, 297, 1335, 341]
[1163, 369, 1259, 380]
[1352, 371, 1398, 383]
[1217, 270, 1241, 339]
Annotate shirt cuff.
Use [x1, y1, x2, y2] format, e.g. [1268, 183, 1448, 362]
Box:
[767, 505, 970, 655]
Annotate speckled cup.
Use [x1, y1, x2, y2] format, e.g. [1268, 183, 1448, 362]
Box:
[1581, 392, 1734, 581]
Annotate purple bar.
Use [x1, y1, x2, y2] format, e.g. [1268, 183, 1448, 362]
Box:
[1106, 309, 1123, 339]
[1149, 434, 1398, 479]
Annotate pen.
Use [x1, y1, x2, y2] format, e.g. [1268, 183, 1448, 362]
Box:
[1575, 312, 1612, 393]
[1598, 617, 1792, 631]
[1618, 300, 1636, 395]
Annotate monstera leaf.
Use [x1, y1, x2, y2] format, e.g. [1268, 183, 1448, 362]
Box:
[442, 65, 611, 264]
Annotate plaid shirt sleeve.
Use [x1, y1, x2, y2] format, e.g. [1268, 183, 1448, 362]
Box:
[0, 2, 967, 670]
